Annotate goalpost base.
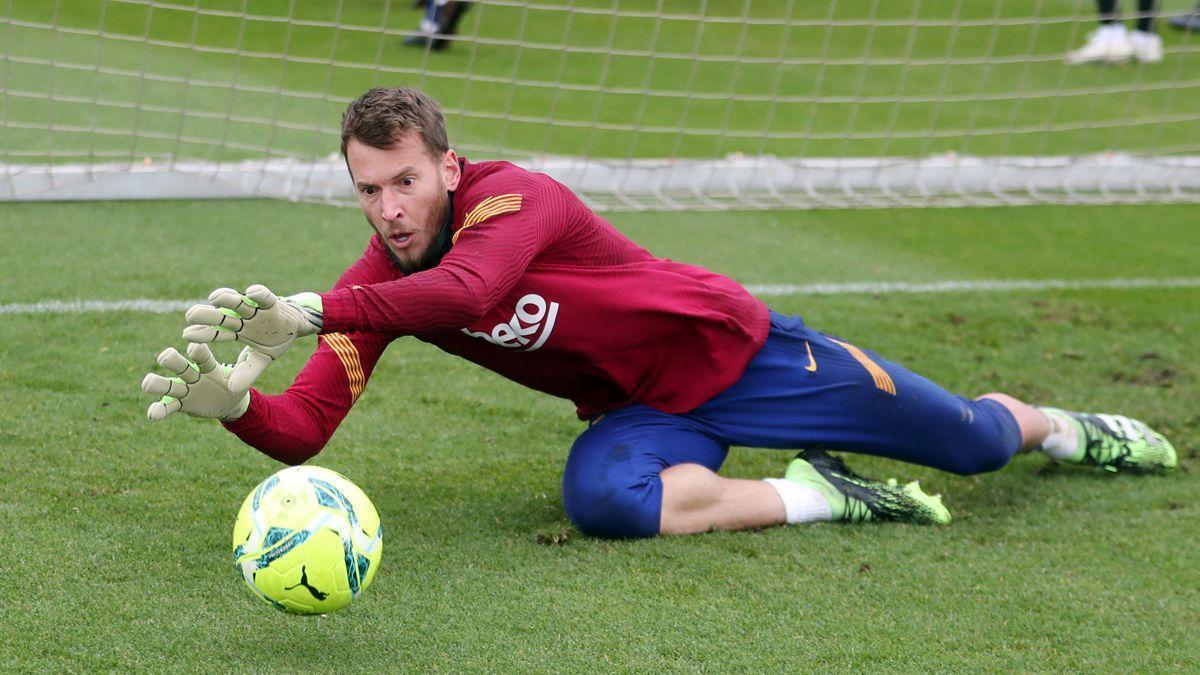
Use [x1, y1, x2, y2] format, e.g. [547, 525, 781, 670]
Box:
[4, 153, 1199, 211]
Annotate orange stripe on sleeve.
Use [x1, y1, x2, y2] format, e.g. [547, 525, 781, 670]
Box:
[453, 194, 523, 244]
[322, 332, 366, 401]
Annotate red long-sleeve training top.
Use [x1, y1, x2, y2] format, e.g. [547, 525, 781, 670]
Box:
[225, 159, 769, 463]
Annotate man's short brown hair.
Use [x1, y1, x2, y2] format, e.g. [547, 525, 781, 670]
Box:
[340, 87, 449, 160]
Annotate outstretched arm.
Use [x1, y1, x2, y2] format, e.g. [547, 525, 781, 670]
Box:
[143, 330, 390, 464]
[158, 235, 402, 463]
[221, 329, 391, 464]
[183, 179, 566, 344]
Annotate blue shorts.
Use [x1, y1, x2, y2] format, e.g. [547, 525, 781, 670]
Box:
[562, 312, 1023, 538]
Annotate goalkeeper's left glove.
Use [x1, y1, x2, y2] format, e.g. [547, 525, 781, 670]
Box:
[183, 284, 322, 393]
[141, 343, 253, 421]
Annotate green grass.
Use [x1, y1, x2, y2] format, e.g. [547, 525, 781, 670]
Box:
[4, 1, 1197, 668]
[0, 200, 1197, 670]
[4, 0, 1200, 162]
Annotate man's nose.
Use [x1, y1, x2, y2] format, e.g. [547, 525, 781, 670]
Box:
[380, 188, 404, 222]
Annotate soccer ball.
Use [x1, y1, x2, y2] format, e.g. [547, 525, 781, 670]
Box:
[232, 465, 383, 614]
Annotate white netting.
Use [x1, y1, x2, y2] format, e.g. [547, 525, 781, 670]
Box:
[3, 0, 1199, 210]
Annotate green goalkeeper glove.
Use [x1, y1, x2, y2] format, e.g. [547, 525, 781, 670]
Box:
[141, 342, 253, 421]
[183, 284, 322, 393]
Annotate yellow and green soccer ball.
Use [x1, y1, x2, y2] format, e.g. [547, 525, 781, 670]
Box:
[232, 465, 383, 614]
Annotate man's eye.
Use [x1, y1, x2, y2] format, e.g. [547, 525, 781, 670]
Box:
[401, 177, 415, 187]
[361, 186, 377, 196]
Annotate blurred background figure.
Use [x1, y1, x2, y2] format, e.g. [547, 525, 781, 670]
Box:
[1168, 2, 1200, 30]
[1067, 0, 1162, 63]
[404, 0, 473, 52]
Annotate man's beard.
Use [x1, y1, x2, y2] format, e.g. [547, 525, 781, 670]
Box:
[371, 194, 451, 276]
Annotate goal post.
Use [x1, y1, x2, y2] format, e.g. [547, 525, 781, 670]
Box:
[3, 0, 1199, 210]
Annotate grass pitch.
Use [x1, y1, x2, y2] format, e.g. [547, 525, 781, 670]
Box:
[3, 0, 1199, 670]
[0, 200, 1197, 671]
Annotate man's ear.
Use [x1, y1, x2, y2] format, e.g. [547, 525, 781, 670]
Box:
[442, 149, 462, 191]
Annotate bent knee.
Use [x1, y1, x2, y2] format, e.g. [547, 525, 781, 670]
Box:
[562, 471, 662, 539]
[941, 444, 1011, 475]
[926, 397, 1024, 475]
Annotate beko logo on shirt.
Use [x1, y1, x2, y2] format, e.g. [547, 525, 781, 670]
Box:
[461, 293, 559, 351]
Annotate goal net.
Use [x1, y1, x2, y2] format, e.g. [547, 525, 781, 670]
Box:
[4, 0, 1199, 210]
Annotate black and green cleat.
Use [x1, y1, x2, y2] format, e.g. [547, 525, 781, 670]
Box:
[784, 449, 951, 525]
[1040, 408, 1177, 473]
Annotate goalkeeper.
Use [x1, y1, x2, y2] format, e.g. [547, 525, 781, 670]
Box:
[142, 87, 1177, 539]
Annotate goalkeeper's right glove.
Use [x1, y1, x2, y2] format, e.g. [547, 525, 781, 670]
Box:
[141, 342, 254, 422]
[182, 284, 322, 393]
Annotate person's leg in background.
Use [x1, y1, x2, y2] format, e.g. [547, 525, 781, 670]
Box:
[404, 1, 473, 52]
[1130, 0, 1164, 62]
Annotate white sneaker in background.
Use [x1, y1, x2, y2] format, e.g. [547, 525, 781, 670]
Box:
[1130, 30, 1164, 63]
[1066, 23, 1135, 64]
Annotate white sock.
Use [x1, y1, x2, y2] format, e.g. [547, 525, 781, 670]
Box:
[763, 478, 832, 524]
[1040, 409, 1082, 461]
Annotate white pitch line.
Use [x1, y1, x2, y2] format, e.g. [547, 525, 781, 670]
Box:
[745, 277, 1200, 297]
[0, 299, 202, 315]
[1, 277, 1198, 315]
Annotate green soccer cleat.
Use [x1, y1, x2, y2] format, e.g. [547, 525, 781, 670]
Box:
[1040, 408, 1177, 473]
[784, 449, 951, 525]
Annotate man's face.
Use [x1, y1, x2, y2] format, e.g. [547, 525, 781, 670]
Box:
[346, 132, 461, 274]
